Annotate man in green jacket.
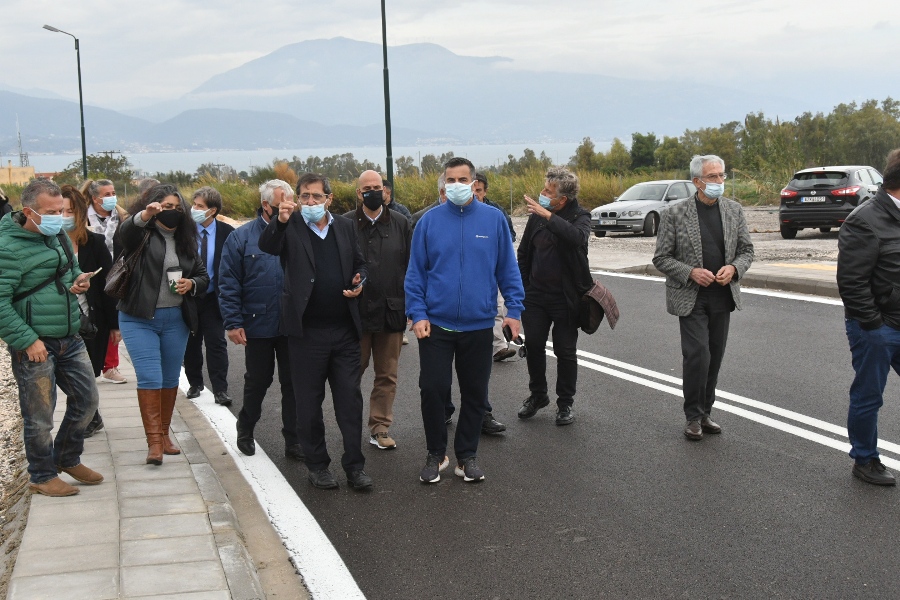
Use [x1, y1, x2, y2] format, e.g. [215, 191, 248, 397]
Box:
[0, 179, 104, 497]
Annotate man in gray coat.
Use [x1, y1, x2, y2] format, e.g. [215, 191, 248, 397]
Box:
[653, 154, 754, 440]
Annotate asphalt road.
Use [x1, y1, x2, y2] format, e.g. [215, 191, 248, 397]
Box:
[213, 275, 900, 599]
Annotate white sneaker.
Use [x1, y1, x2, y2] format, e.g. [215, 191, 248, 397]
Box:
[99, 368, 127, 384]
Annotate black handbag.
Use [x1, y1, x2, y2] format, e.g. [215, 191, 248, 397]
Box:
[105, 230, 151, 300]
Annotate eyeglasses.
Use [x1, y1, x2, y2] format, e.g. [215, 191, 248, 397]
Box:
[700, 173, 728, 182]
[300, 192, 328, 202]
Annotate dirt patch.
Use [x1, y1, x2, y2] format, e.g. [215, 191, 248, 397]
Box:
[0, 343, 29, 599]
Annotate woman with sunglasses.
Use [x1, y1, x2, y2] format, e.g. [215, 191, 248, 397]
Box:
[117, 184, 209, 465]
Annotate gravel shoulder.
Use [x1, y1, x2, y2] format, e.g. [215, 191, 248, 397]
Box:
[0, 344, 28, 600]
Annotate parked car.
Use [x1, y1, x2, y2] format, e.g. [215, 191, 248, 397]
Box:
[778, 165, 883, 239]
[590, 180, 697, 237]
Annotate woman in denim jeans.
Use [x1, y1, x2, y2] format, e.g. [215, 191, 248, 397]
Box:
[116, 184, 208, 465]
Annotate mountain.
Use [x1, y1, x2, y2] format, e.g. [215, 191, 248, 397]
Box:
[132, 37, 807, 143]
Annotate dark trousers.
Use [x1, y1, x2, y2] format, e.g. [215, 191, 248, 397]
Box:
[288, 325, 365, 473]
[184, 291, 229, 393]
[238, 336, 298, 447]
[523, 290, 579, 408]
[679, 294, 731, 421]
[419, 327, 493, 461]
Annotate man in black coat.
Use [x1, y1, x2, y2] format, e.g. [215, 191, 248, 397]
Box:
[259, 173, 373, 492]
[183, 187, 235, 406]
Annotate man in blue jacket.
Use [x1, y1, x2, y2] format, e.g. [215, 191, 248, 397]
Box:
[218, 180, 302, 460]
[406, 157, 525, 484]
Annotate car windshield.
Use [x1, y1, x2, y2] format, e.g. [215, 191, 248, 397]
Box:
[791, 172, 849, 189]
[617, 184, 668, 201]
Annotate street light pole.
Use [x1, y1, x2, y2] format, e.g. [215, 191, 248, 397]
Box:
[380, 0, 394, 191]
[43, 24, 88, 181]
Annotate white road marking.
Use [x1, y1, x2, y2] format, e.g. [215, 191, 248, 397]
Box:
[179, 373, 366, 600]
[548, 347, 900, 470]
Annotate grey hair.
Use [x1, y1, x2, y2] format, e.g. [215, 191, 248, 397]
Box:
[689, 155, 725, 179]
[545, 166, 579, 200]
[88, 178, 114, 199]
[437, 173, 446, 192]
[21, 178, 62, 208]
[137, 178, 160, 195]
[259, 179, 294, 205]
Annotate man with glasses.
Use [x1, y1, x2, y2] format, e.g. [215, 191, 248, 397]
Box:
[653, 155, 754, 441]
[259, 173, 373, 491]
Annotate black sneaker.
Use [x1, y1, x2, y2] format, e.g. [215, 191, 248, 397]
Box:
[454, 457, 485, 482]
[308, 468, 339, 490]
[481, 412, 506, 435]
[346, 470, 374, 491]
[419, 454, 449, 483]
[518, 395, 550, 419]
[83, 412, 104, 438]
[852, 458, 897, 486]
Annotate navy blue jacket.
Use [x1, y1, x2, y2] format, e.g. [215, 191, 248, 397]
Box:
[218, 212, 284, 338]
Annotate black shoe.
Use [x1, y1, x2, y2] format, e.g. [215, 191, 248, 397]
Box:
[83, 412, 104, 438]
[684, 419, 703, 441]
[285, 444, 305, 461]
[481, 412, 506, 435]
[852, 458, 897, 486]
[701, 417, 722, 434]
[308, 469, 339, 490]
[493, 348, 517, 362]
[555, 406, 575, 426]
[186, 385, 204, 399]
[445, 413, 453, 426]
[214, 391, 233, 406]
[346, 469, 374, 491]
[236, 421, 255, 456]
[518, 395, 550, 419]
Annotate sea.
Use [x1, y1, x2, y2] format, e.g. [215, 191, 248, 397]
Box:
[26, 142, 588, 176]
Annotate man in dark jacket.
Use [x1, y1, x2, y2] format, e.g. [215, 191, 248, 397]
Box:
[219, 180, 302, 460]
[343, 171, 411, 450]
[517, 167, 593, 426]
[0, 179, 102, 497]
[259, 173, 372, 492]
[837, 148, 900, 486]
[184, 187, 235, 405]
[383, 180, 412, 225]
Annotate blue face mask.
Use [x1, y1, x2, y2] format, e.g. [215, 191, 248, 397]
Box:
[190, 208, 210, 224]
[445, 182, 473, 206]
[60, 216, 76, 232]
[702, 182, 724, 199]
[30, 212, 64, 236]
[101, 196, 118, 212]
[301, 203, 327, 223]
[538, 194, 554, 210]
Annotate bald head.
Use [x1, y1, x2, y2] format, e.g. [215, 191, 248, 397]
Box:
[357, 170, 382, 192]
[356, 170, 385, 213]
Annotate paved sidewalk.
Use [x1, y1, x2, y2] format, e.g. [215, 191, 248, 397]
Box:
[6, 355, 302, 600]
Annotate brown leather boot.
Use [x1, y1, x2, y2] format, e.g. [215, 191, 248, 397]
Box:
[137, 389, 164, 465]
[160, 387, 181, 455]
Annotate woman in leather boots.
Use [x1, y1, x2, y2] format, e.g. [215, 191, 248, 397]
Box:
[116, 184, 208, 464]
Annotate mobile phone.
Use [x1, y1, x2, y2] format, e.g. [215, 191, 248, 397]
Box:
[86, 267, 103, 279]
[348, 276, 367, 292]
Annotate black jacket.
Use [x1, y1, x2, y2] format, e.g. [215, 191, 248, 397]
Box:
[258, 212, 367, 339]
[198, 219, 235, 294]
[77, 231, 117, 374]
[837, 189, 900, 330]
[517, 198, 593, 319]
[115, 214, 209, 333]
[343, 206, 411, 332]
[484, 197, 516, 242]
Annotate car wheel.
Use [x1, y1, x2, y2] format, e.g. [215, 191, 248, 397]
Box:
[642, 213, 659, 237]
[819, 227, 832, 233]
[780, 224, 798, 239]
[594, 231, 606, 238]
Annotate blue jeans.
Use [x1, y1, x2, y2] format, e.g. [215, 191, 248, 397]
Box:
[9, 336, 99, 484]
[845, 319, 900, 464]
[119, 307, 190, 389]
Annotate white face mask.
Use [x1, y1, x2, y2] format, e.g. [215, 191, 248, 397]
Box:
[445, 182, 473, 206]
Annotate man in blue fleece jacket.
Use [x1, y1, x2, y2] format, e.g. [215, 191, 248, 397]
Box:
[405, 157, 525, 483]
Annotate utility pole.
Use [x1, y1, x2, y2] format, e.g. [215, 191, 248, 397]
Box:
[43, 25, 87, 180]
[381, 0, 394, 192]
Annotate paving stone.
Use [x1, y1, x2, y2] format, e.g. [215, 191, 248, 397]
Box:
[7, 567, 118, 600]
[107, 426, 149, 440]
[116, 462, 194, 481]
[12, 542, 118, 577]
[122, 592, 231, 600]
[191, 463, 228, 504]
[114, 449, 187, 466]
[28, 495, 118, 525]
[100, 416, 144, 428]
[121, 560, 228, 597]
[170, 413, 190, 433]
[208, 503, 240, 534]
[120, 493, 207, 519]
[175, 431, 207, 465]
[94, 406, 141, 418]
[216, 533, 265, 600]
[121, 534, 219, 567]
[32, 478, 118, 505]
[20, 518, 118, 550]
[118, 477, 198, 499]
[120, 512, 212, 541]
[109, 437, 153, 452]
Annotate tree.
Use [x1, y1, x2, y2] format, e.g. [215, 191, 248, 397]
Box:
[195, 162, 237, 181]
[273, 161, 298, 186]
[155, 170, 194, 187]
[396, 156, 419, 178]
[57, 152, 133, 184]
[571, 137, 600, 172]
[420, 154, 443, 175]
[630, 132, 659, 169]
[604, 138, 631, 173]
[655, 136, 690, 170]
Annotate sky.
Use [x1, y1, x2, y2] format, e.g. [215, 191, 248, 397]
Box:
[2, 0, 897, 112]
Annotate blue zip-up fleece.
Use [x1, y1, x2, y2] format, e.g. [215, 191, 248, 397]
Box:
[405, 200, 524, 331]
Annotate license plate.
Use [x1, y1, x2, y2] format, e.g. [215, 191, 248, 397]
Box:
[800, 197, 826, 203]
[600, 219, 616, 225]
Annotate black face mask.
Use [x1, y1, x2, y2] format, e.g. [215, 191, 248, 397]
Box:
[155, 209, 183, 229]
[361, 189, 384, 211]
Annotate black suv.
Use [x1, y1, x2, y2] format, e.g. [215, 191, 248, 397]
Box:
[779, 166, 883, 239]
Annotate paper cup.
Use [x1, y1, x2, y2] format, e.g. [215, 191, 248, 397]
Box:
[166, 267, 183, 293]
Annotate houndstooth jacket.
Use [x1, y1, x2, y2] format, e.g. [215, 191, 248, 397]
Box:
[652, 195, 754, 317]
